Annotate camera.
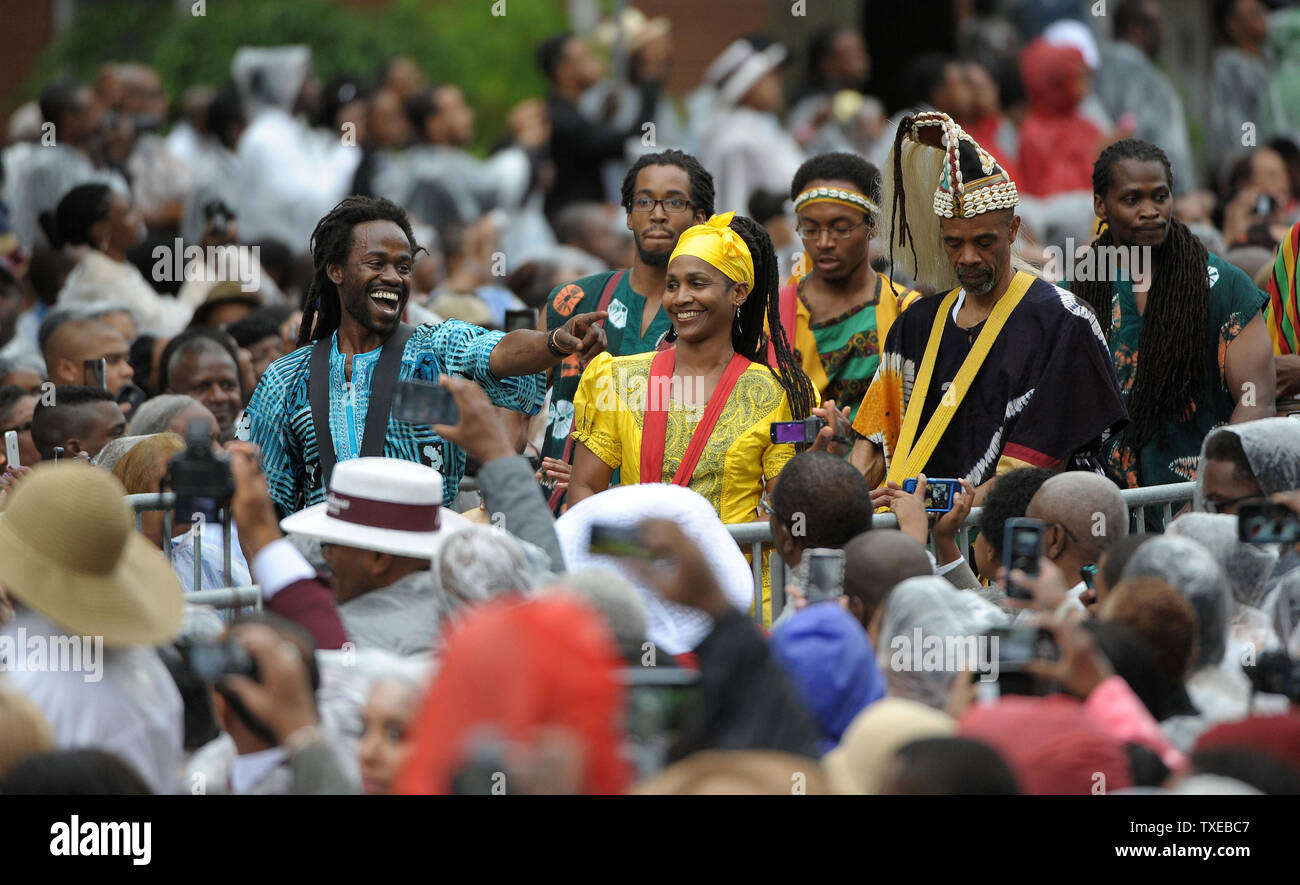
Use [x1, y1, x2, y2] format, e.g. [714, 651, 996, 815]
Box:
[167, 418, 234, 526]
[1255, 193, 1277, 218]
[1003, 517, 1045, 600]
[769, 416, 827, 445]
[794, 547, 846, 604]
[180, 636, 259, 684]
[588, 523, 657, 560]
[984, 625, 1059, 697]
[902, 477, 960, 513]
[504, 308, 537, 333]
[1238, 502, 1300, 544]
[393, 379, 460, 426]
[1243, 650, 1300, 703]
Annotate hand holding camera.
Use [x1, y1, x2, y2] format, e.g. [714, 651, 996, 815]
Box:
[216, 623, 319, 747]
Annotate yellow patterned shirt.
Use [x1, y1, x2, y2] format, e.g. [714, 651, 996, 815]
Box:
[572, 350, 799, 527]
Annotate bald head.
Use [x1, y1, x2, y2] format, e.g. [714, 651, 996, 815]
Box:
[41, 317, 132, 394]
[842, 530, 934, 631]
[1026, 473, 1128, 586]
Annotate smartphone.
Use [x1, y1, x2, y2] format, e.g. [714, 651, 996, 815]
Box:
[83, 357, 107, 390]
[1238, 502, 1300, 544]
[902, 477, 960, 513]
[504, 308, 537, 333]
[769, 416, 826, 444]
[1003, 517, 1045, 600]
[588, 523, 657, 560]
[393, 379, 460, 426]
[4, 430, 18, 469]
[802, 547, 846, 604]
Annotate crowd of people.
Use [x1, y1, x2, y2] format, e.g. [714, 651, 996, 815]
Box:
[0, 0, 1299, 796]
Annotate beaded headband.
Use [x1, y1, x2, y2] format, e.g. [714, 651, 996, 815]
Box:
[793, 186, 879, 217]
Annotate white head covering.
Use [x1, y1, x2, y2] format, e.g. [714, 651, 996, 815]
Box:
[1194, 418, 1300, 510]
[1121, 536, 1231, 671]
[875, 576, 1008, 709]
[1043, 19, 1100, 70]
[554, 484, 754, 655]
[1166, 513, 1279, 608]
[230, 46, 312, 114]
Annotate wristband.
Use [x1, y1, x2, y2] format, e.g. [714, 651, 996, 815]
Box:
[547, 327, 572, 358]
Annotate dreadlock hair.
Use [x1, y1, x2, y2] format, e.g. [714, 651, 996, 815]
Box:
[1074, 138, 1210, 452]
[298, 196, 420, 347]
[620, 149, 715, 218]
[726, 214, 816, 422]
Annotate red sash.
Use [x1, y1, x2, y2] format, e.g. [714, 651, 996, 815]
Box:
[639, 347, 751, 486]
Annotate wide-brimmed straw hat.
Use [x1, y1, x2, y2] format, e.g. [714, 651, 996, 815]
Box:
[279, 457, 469, 559]
[0, 462, 183, 645]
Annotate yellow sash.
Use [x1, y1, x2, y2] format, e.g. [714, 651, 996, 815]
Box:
[886, 270, 1035, 485]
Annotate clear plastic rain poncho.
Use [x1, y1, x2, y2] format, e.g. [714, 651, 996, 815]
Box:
[875, 576, 1008, 710]
[1121, 535, 1231, 672]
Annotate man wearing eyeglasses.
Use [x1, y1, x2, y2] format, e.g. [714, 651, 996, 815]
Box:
[770, 153, 920, 425]
[539, 149, 714, 509]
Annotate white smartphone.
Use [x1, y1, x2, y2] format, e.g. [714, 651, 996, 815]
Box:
[4, 430, 19, 469]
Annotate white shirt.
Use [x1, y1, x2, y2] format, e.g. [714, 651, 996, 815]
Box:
[59, 250, 192, 336]
[0, 610, 183, 794]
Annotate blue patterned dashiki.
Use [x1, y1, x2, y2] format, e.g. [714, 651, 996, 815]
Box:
[236, 320, 545, 517]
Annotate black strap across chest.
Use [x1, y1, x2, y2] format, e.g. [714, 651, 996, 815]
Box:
[308, 322, 415, 490]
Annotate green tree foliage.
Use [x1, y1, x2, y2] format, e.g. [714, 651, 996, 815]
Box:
[24, 0, 568, 151]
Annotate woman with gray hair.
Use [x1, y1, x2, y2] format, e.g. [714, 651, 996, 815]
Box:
[874, 576, 1007, 711]
[126, 394, 219, 442]
[437, 525, 551, 617]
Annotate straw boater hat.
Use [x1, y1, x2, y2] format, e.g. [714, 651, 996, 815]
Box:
[0, 462, 183, 645]
[279, 457, 469, 559]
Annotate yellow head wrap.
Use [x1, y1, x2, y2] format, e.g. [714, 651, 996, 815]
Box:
[668, 211, 754, 286]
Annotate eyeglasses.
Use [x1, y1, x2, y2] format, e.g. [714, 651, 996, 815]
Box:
[630, 196, 693, 215]
[759, 491, 785, 521]
[1204, 494, 1265, 515]
[796, 221, 867, 241]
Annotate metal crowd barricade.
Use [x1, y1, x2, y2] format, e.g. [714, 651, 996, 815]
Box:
[727, 481, 1197, 623]
[126, 492, 261, 612]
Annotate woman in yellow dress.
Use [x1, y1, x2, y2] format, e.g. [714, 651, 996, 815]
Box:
[566, 211, 817, 622]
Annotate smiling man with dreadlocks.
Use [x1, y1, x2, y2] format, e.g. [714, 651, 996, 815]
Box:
[1071, 138, 1275, 490]
[849, 112, 1127, 500]
[236, 196, 607, 515]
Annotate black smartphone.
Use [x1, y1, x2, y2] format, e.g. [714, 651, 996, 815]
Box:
[1003, 517, 1045, 600]
[392, 379, 460, 426]
[621, 666, 703, 778]
[83, 357, 107, 390]
[902, 477, 960, 513]
[1238, 502, 1300, 544]
[588, 523, 657, 560]
[504, 308, 537, 333]
[801, 547, 846, 604]
[769, 416, 826, 444]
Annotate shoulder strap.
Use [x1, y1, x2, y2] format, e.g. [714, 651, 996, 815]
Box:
[308, 336, 336, 491]
[887, 271, 1036, 485]
[596, 269, 627, 313]
[308, 323, 416, 492]
[361, 323, 416, 458]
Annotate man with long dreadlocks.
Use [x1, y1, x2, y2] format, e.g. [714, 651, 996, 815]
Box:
[236, 195, 608, 516]
[849, 112, 1127, 499]
[566, 211, 816, 623]
[1072, 138, 1275, 489]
